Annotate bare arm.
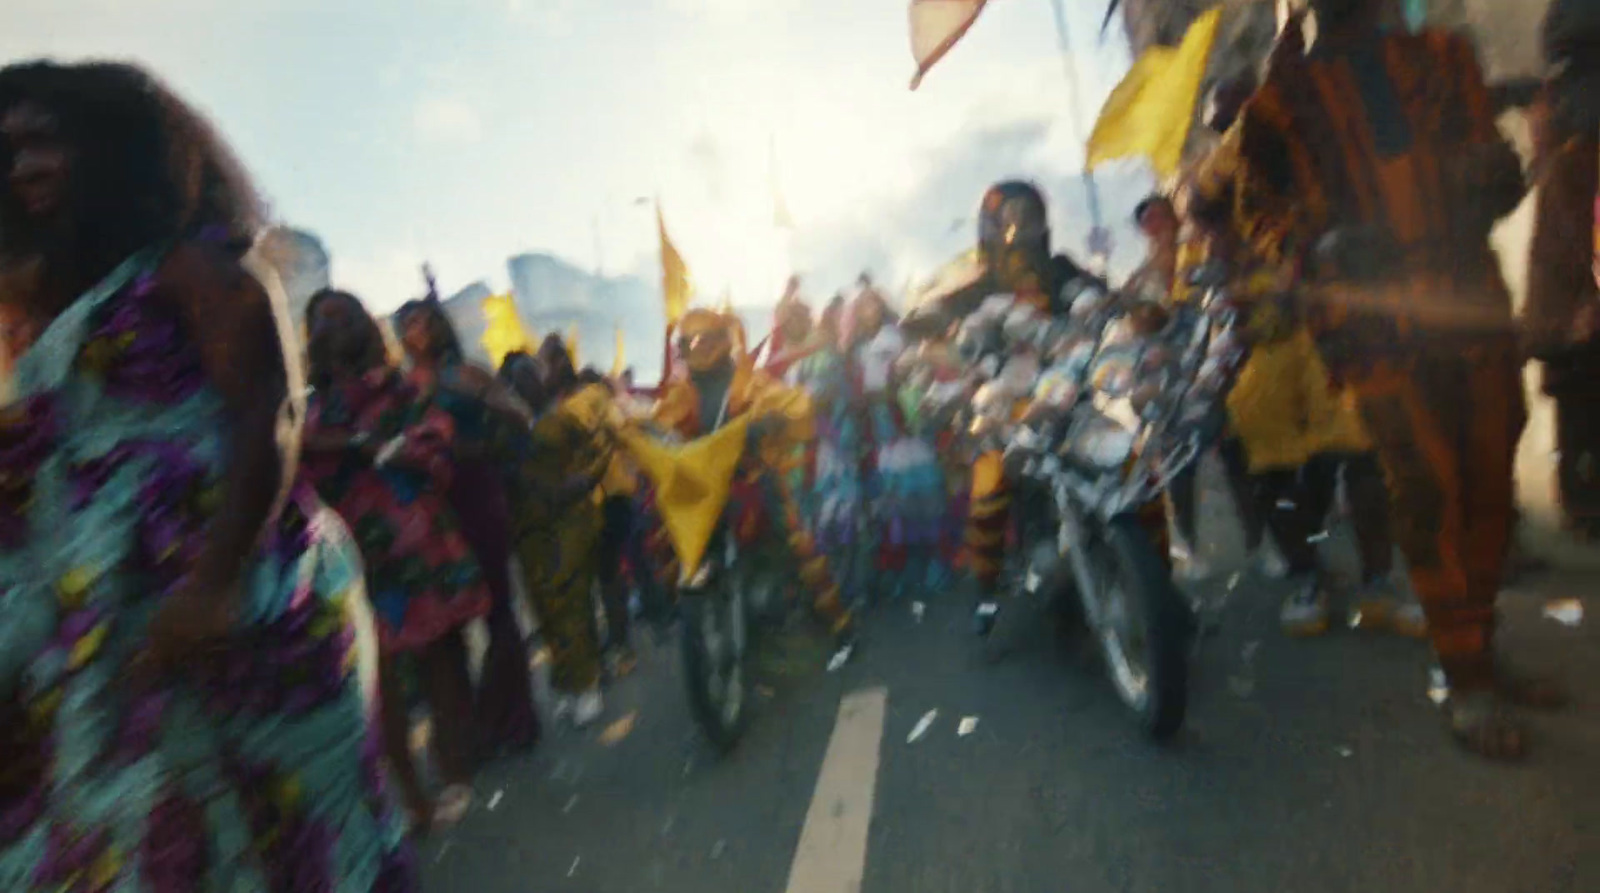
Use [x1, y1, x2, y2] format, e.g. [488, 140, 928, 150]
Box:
[155, 242, 287, 602]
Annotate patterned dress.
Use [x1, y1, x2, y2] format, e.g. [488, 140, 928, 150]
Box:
[850, 326, 946, 572]
[788, 346, 867, 598]
[303, 368, 490, 654]
[0, 247, 413, 891]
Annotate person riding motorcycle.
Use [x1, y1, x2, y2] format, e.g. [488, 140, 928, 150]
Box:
[905, 181, 1131, 636]
[649, 307, 857, 661]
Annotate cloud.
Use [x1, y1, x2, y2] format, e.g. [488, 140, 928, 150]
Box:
[412, 95, 485, 145]
[685, 129, 728, 203]
[789, 116, 1154, 304]
[658, 0, 800, 17]
[332, 250, 448, 313]
[505, 0, 579, 35]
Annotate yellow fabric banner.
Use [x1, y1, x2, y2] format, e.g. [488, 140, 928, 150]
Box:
[480, 294, 535, 368]
[1085, 7, 1222, 179]
[659, 204, 692, 326]
[617, 416, 750, 577]
[611, 326, 626, 378]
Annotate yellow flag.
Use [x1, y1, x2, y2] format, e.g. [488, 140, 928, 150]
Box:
[617, 417, 749, 576]
[480, 294, 535, 368]
[566, 324, 580, 366]
[1086, 7, 1222, 179]
[908, 0, 990, 90]
[658, 204, 692, 326]
[610, 325, 626, 378]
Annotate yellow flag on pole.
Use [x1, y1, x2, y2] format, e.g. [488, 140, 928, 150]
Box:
[617, 417, 750, 576]
[658, 204, 692, 326]
[1085, 6, 1222, 179]
[611, 325, 626, 378]
[909, 0, 990, 90]
[480, 294, 535, 368]
[566, 324, 580, 366]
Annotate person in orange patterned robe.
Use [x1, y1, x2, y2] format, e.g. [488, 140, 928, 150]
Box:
[1228, 0, 1561, 759]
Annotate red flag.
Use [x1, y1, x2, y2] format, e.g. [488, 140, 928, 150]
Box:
[909, 0, 990, 90]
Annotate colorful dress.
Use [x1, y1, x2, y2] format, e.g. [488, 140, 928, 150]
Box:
[422, 365, 538, 751]
[0, 247, 412, 891]
[303, 368, 490, 654]
[850, 325, 947, 597]
[788, 346, 867, 600]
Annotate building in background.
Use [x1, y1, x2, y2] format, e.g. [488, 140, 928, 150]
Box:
[507, 252, 663, 375]
[256, 226, 332, 329]
[441, 280, 495, 366]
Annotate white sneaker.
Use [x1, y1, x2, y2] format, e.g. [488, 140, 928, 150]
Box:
[572, 686, 604, 728]
[1280, 581, 1330, 637]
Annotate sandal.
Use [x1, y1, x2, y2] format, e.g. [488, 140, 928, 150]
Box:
[432, 784, 474, 827]
[1446, 692, 1527, 762]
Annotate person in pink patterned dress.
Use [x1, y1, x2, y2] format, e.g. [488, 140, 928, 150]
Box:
[303, 288, 490, 832]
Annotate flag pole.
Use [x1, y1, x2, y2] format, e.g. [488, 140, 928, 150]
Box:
[1047, 0, 1110, 265]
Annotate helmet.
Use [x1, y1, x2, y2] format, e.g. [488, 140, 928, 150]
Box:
[978, 181, 1052, 292]
[978, 182, 1050, 257]
[677, 308, 737, 373]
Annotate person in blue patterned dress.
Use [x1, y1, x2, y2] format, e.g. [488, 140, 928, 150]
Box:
[0, 61, 412, 891]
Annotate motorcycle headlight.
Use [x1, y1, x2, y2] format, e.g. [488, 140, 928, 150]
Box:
[1068, 412, 1136, 469]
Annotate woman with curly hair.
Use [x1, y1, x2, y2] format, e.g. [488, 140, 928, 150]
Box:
[391, 296, 540, 754]
[0, 61, 412, 889]
[302, 288, 493, 832]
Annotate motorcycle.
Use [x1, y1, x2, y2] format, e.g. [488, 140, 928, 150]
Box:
[614, 412, 807, 753]
[949, 267, 1242, 740]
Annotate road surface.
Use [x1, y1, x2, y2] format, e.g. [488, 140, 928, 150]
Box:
[420, 472, 1600, 893]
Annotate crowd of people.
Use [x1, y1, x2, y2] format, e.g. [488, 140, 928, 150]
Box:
[1, 0, 1598, 887]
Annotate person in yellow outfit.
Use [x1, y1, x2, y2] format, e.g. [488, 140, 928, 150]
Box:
[500, 340, 615, 728]
[1185, 70, 1418, 639]
[596, 399, 644, 676]
[650, 308, 857, 664]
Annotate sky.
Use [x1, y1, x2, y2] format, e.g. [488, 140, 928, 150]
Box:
[7, 0, 1152, 314]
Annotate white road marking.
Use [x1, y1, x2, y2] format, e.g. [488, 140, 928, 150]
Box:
[783, 687, 889, 893]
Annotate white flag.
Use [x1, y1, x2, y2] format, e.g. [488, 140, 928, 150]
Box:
[908, 0, 990, 90]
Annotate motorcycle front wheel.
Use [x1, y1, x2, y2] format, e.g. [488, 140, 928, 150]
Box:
[679, 580, 752, 753]
[1084, 515, 1190, 741]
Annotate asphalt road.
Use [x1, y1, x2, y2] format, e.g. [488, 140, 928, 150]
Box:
[420, 467, 1600, 893]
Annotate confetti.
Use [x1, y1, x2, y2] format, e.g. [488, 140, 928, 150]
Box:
[912, 601, 927, 623]
[567, 856, 581, 878]
[957, 716, 979, 737]
[907, 709, 938, 744]
[486, 790, 504, 811]
[562, 794, 579, 815]
[827, 645, 854, 673]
